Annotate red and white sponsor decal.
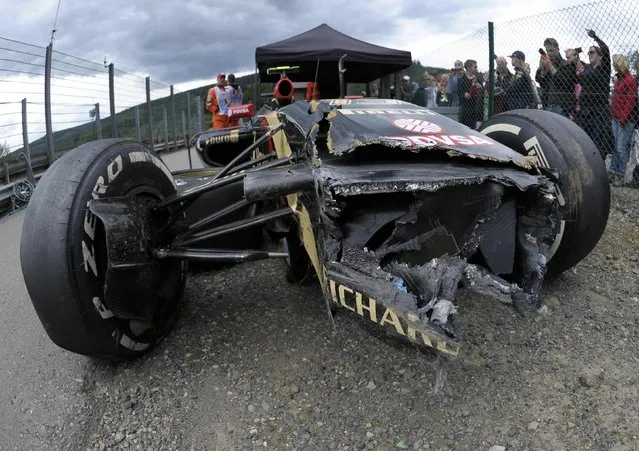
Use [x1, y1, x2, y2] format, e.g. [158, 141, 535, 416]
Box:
[384, 135, 496, 147]
[391, 118, 442, 134]
[228, 103, 254, 118]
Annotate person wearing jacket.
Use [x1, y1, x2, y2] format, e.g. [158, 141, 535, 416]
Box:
[576, 30, 614, 159]
[457, 59, 485, 129]
[535, 37, 578, 117]
[609, 54, 637, 186]
[505, 51, 535, 110]
[206, 73, 231, 130]
[631, 60, 639, 187]
[226, 73, 244, 127]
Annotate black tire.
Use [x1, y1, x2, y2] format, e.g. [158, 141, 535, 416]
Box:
[478, 109, 611, 276]
[20, 139, 186, 361]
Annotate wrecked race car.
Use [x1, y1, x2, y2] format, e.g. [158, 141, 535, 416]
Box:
[19, 95, 610, 362]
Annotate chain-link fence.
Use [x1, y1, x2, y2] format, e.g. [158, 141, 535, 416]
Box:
[418, 0, 639, 185]
[0, 37, 208, 189]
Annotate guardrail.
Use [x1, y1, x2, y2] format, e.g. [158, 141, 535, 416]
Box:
[0, 138, 188, 185]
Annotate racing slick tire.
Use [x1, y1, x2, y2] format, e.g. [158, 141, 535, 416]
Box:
[20, 139, 186, 361]
[478, 109, 610, 277]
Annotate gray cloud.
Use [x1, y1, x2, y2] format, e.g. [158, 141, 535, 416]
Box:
[2, 0, 407, 85]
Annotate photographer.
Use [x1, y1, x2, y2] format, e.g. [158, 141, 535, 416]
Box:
[535, 37, 578, 117]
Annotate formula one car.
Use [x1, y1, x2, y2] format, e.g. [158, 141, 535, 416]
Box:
[19, 72, 610, 361]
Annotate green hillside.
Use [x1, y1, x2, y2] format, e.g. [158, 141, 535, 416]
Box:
[5, 60, 442, 161]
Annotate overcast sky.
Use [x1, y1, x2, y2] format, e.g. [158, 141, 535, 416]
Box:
[3, 0, 595, 85]
[2, 0, 635, 152]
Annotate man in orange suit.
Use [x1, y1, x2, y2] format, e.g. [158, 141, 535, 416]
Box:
[206, 73, 231, 129]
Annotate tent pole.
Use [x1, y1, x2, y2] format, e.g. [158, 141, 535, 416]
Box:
[253, 65, 258, 109]
[338, 54, 348, 98]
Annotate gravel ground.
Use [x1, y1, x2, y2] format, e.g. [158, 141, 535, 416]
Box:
[25, 185, 631, 451]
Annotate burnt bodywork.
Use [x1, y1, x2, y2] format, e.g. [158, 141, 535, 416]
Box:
[237, 98, 562, 357]
[80, 97, 566, 359]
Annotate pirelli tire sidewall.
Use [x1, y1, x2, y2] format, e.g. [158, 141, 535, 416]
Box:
[478, 109, 610, 277]
[20, 139, 185, 361]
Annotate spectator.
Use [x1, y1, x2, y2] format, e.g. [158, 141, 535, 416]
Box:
[505, 51, 536, 110]
[413, 72, 437, 108]
[447, 60, 464, 108]
[206, 73, 230, 130]
[370, 83, 380, 98]
[398, 75, 419, 102]
[576, 29, 614, 159]
[457, 59, 485, 129]
[437, 81, 452, 107]
[226, 73, 243, 127]
[631, 59, 639, 187]
[564, 48, 587, 119]
[494, 56, 513, 114]
[609, 53, 637, 186]
[535, 37, 578, 117]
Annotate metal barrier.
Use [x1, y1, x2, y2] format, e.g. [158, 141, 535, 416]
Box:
[0, 138, 187, 184]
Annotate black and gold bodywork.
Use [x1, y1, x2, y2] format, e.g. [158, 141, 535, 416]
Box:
[167, 98, 577, 358]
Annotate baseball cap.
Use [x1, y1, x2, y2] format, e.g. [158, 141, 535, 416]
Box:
[508, 51, 526, 61]
[217, 72, 226, 79]
[402, 75, 410, 81]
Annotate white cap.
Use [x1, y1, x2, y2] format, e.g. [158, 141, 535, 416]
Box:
[402, 75, 410, 81]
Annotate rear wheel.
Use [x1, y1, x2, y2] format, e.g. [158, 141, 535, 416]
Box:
[20, 139, 185, 361]
[479, 109, 611, 276]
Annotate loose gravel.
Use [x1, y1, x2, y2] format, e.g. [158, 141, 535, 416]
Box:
[31, 186, 639, 450]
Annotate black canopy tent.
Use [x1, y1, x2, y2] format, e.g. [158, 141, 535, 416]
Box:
[254, 24, 412, 98]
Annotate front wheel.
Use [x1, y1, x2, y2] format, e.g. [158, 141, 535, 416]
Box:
[479, 109, 611, 277]
[20, 139, 186, 361]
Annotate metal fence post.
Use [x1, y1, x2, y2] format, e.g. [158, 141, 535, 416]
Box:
[488, 21, 495, 119]
[163, 107, 169, 153]
[44, 43, 55, 167]
[195, 96, 203, 133]
[134, 105, 141, 142]
[146, 76, 153, 147]
[186, 92, 192, 137]
[170, 85, 177, 151]
[108, 63, 117, 138]
[21, 98, 35, 185]
[95, 103, 102, 139]
[182, 110, 192, 169]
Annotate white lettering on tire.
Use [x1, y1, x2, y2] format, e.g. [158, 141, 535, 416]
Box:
[81, 149, 175, 344]
[82, 241, 98, 276]
[523, 136, 566, 206]
[116, 332, 150, 351]
[128, 151, 175, 188]
[522, 136, 566, 260]
[93, 296, 114, 319]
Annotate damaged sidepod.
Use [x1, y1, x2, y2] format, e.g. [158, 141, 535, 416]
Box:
[287, 101, 562, 358]
[317, 159, 559, 357]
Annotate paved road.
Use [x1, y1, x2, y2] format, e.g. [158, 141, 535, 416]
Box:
[0, 209, 90, 450]
[0, 149, 201, 450]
